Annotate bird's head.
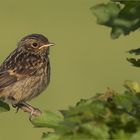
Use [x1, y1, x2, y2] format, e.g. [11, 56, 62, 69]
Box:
[18, 34, 54, 55]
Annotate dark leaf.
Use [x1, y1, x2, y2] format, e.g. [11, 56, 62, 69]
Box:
[0, 100, 10, 113]
[129, 48, 140, 55]
[127, 58, 140, 67]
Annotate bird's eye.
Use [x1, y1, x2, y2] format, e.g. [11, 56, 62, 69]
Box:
[32, 42, 38, 47]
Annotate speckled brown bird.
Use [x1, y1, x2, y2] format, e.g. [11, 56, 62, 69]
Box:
[0, 34, 54, 114]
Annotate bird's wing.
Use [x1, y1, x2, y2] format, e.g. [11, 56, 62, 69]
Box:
[0, 50, 42, 92]
[0, 64, 39, 92]
[0, 70, 18, 91]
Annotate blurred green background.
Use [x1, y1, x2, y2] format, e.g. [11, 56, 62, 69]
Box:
[0, 0, 140, 139]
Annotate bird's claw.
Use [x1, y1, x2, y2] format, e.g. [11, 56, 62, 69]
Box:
[13, 102, 42, 119]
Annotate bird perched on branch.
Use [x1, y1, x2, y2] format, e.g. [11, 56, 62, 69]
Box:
[0, 34, 54, 116]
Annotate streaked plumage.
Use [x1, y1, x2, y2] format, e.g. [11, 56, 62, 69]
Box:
[0, 34, 54, 107]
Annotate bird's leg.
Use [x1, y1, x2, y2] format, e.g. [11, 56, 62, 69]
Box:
[14, 102, 42, 118]
[12, 104, 20, 113]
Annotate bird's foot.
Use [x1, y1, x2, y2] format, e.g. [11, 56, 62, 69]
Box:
[13, 102, 42, 119]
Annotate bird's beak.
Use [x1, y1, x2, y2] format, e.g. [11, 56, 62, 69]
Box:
[39, 42, 55, 50]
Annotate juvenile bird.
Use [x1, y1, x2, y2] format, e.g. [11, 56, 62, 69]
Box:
[0, 34, 54, 115]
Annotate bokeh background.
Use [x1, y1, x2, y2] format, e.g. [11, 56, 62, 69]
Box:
[0, 0, 140, 139]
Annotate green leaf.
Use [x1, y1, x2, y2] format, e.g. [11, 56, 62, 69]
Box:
[112, 130, 130, 140]
[129, 48, 140, 55]
[91, 2, 120, 25]
[31, 111, 63, 128]
[81, 123, 109, 140]
[127, 48, 140, 68]
[124, 80, 140, 94]
[131, 128, 140, 140]
[42, 133, 60, 140]
[0, 100, 10, 113]
[113, 94, 133, 112]
[127, 58, 140, 67]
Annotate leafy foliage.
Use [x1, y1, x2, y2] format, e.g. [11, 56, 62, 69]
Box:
[91, 0, 140, 39]
[91, 0, 140, 78]
[31, 81, 140, 140]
